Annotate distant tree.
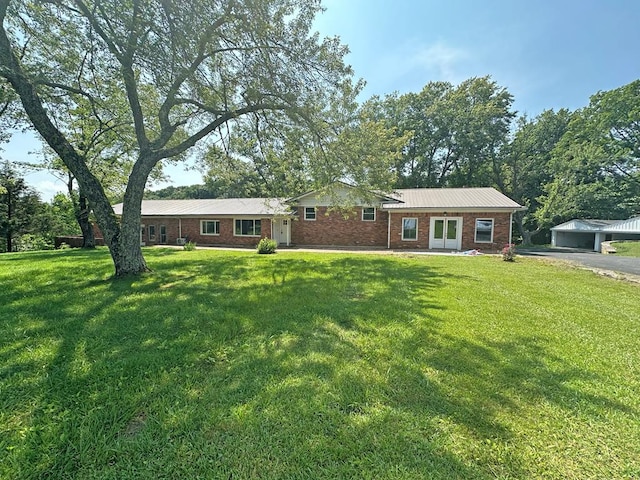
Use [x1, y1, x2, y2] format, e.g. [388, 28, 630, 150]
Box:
[0, 162, 42, 252]
[500, 109, 571, 244]
[0, 0, 358, 276]
[144, 184, 217, 200]
[537, 81, 640, 227]
[371, 77, 515, 188]
[48, 193, 82, 237]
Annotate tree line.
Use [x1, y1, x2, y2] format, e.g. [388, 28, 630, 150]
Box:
[0, 1, 637, 274]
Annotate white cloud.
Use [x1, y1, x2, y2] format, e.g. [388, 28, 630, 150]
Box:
[410, 41, 469, 83]
[364, 40, 471, 97]
[30, 177, 66, 202]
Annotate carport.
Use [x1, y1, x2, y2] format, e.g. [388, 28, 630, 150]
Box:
[551, 217, 640, 251]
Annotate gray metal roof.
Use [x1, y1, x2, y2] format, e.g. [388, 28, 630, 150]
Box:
[552, 217, 640, 233]
[383, 187, 524, 210]
[112, 198, 289, 217]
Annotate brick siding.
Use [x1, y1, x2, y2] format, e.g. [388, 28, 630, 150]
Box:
[141, 216, 272, 247]
[388, 211, 512, 252]
[128, 210, 512, 251]
[290, 206, 388, 247]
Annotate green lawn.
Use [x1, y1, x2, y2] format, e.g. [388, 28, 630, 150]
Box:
[613, 240, 640, 257]
[1, 248, 639, 479]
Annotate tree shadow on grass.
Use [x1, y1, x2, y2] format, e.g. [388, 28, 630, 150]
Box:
[1, 251, 637, 478]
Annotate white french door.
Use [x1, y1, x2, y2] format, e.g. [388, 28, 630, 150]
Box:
[429, 217, 462, 250]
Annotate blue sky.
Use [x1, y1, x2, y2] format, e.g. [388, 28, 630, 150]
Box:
[7, 0, 640, 200]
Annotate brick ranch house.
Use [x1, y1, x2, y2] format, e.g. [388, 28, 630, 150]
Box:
[112, 184, 525, 251]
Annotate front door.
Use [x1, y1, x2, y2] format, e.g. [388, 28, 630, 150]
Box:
[430, 217, 462, 250]
[272, 219, 290, 246]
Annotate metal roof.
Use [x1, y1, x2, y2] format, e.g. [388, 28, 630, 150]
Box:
[112, 198, 289, 217]
[552, 217, 640, 233]
[382, 187, 524, 210]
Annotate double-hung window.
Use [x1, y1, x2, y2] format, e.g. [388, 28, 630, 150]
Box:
[362, 207, 376, 221]
[235, 219, 261, 236]
[402, 217, 418, 241]
[148, 225, 156, 241]
[304, 207, 316, 221]
[201, 220, 220, 235]
[474, 219, 494, 243]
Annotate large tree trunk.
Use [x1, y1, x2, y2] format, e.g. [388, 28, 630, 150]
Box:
[104, 156, 156, 277]
[76, 195, 95, 249]
[0, 19, 148, 276]
[514, 212, 540, 246]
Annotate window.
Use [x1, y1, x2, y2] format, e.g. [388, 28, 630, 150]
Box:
[235, 219, 261, 236]
[159, 225, 167, 244]
[148, 225, 156, 241]
[433, 219, 444, 239]
[402, 217, 418, 241]
[475, 219, 494, 243]
[201, 220, 220, 235]
[362, 207, 376, 221]
[304, 207, 316, 220]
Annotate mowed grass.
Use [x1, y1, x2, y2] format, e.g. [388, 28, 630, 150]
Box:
[613, 240, 640, 257]
[1, 248, 639, 479]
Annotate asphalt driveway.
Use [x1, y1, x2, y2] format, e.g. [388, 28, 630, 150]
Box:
[518, 248, 640, 277]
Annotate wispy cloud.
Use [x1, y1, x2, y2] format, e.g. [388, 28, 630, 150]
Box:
[366, 40, 471, 96]
[410, 41, 469, 83]
[31, 178, 66, 202]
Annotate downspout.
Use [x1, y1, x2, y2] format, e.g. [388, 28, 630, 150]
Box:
[509, 211, 514, 245]
[387, 209, 391, 249]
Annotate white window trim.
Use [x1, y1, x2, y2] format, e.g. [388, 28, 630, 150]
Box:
[362, 207, 376, 222]
[402, 217, 418, 241]
[474, 218, 494, 243]
[234, 218, 262, 237]
[304, 207, 316, 221]
[200, 220, 220, 236]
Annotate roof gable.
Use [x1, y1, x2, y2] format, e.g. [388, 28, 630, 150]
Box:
[286, 181, 399, 207]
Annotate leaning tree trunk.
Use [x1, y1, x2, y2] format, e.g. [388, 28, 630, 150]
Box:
[0, 20, 149, 277]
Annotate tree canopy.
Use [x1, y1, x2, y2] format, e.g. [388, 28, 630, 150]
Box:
[0, 0, 365, 275]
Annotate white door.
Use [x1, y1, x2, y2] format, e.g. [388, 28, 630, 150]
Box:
[272, 219, 290, 246]
[430, 217, 462, 250]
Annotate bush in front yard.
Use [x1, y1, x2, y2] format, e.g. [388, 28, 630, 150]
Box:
[256, 237, 277, 254]
[502, 243, 516, 261]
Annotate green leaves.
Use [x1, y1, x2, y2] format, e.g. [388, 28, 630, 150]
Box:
[372, 76, 515, 189]
[537, 81, 640, 227]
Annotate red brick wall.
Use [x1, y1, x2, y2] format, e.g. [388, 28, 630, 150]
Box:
[290, 206, 388, 247]
[388, 211, 512, 251]
[134, 210, 512, 250]
[141, 216, 272, 247]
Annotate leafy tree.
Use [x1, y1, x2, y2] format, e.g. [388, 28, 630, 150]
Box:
[537, 81, 640, 227]
[48, 193, 82, 237]
[197, 95, 407, 202]
[0, 161, 42, 252]
[0, 0, 357, 276]
[371, 77, 515, 189]
[501, 109, 571, 244]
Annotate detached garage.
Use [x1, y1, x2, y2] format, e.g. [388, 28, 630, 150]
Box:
[551, 217, 640, 251]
